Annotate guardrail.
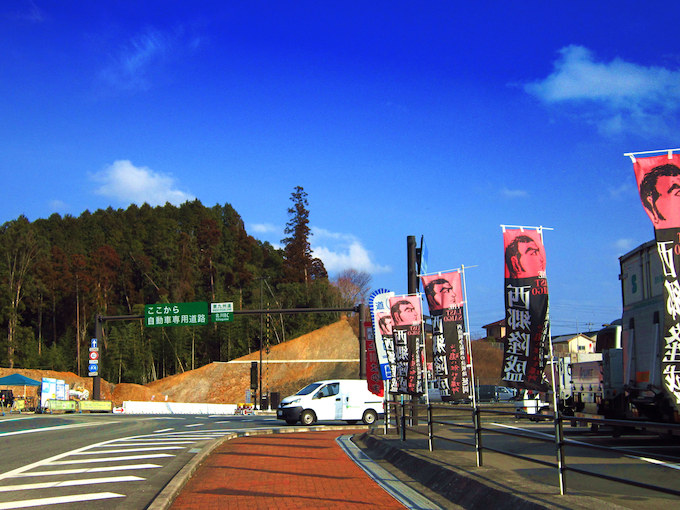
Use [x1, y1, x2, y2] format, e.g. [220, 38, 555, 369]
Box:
[386, 399, 680, 498]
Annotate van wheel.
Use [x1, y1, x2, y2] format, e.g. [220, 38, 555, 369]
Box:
[300, 410, 316, 425]
[362, 409, 378, 425]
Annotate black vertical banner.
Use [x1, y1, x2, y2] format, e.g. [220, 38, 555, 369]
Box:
[421, 271, 470, 401]
[634, 154, 680, 410]
[501, 229, 549, 391]
[389, 295, 424, 395]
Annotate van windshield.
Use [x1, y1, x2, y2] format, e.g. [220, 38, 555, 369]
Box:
[296, 383, 322, 396]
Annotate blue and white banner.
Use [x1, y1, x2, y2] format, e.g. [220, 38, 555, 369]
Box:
[368, 288, 395, 387]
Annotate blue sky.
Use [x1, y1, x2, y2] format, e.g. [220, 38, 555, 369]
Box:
[2, 1, 679, 337]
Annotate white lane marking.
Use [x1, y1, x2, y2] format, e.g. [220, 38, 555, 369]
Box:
[0, 476, 144, 492]
[50, 453, 174, 464]
[0, 491, 124, 509]
[0, 434, 129, 482]
[74, 446, 185, 455]
[0, 421, 119, 438]
[488, 422, 554, 439]
[629, 456, 680, 470]
[144, 436, 221, 440]
[154, 428, 174, 433]
[185, 424, 204, 428]
[489, 422, 680, 470]
[119, 438, 195, 442]
[9, 464, 161, 477]
[109, 441, 195, 446]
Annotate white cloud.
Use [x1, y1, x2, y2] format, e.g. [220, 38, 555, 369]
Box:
[501, 187, 529, 199]
[92, 160, 194, 206]
[525, 45, 680, 135]
[311, 228, 391, 275]
[250, 223, 278, 234]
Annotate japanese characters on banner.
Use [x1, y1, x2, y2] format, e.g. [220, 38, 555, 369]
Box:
[388, 295, 425, 395]
[368, 289, 396, 392]
[501, 228, 549, 390]
[421, 271, 470, 401]
[364, 321, 384, 396]
[633, 154, 680, 407]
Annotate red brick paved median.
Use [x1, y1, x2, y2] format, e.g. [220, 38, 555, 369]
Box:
[171, 430, 406, 509]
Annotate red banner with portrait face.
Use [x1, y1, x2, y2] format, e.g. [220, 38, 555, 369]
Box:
[388, 295, 424, 395]
[501, 228, 549, 391]
[634, 154, 680, 409]
[421, 271, 470, 401]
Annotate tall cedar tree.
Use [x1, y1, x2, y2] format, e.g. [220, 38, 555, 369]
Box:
[281, 186, 327, 283]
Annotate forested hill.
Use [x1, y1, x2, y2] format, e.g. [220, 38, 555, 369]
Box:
[0, 193, 350, 384]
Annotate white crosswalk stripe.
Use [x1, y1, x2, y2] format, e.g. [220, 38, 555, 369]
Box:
[0, 424, 235, 508]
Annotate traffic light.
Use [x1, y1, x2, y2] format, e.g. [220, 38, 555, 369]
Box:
[250, 361, 258, 390]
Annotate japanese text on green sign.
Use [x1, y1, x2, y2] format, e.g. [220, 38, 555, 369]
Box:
[144, 302, 209, 327]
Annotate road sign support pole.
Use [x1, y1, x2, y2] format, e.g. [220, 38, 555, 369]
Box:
[94, 316, 102, 400]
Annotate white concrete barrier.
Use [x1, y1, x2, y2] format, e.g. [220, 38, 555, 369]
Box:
[121, 401, 237, 415]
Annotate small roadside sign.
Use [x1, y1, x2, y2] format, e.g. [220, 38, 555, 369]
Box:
[211, 311, 233, 323]
[211, 302, 234, 322]
[89, 351, 99, 361]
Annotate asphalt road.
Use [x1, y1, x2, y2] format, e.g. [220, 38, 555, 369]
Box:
[0, 413, 280, 509]
[2, 411, 679, 509]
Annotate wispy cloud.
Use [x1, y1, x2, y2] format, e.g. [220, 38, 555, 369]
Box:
[99, 26, 200, 92]
[614, 238, 634, 253]
[525, 45, 680, 136]
[48, 199, 68, 214]
[311, 228, 391, 275]
[5, 0, 45, 22]
[501, 187, 529, 199]
[250, 223, 278, 234]
[92, 160, 194, 206]
[608, 182, 634, 200]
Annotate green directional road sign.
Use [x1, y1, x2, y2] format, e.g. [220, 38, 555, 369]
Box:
[212, 311, 233, 323]
[211, 302, 234, 323]
[144, 302, 209, 327]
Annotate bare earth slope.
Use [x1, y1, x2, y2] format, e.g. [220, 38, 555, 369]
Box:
[144, 317, 360, 404]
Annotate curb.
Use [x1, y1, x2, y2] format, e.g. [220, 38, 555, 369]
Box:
[147, 425, 369, 510]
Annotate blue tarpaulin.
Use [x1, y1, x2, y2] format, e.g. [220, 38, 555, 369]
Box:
[0, 374, 41, 386]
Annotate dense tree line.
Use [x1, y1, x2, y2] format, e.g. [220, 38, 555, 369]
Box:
[0, 189, 361, 383]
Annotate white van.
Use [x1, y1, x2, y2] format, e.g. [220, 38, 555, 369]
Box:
[276, 379, 384, 426]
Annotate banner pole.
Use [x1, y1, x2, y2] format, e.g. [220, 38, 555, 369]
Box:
[462, 265, 482, 467]
[461, 265, 477, 408]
